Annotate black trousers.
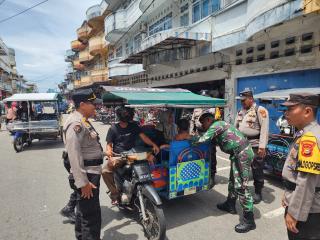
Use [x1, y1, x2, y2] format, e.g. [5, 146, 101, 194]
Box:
[211, 145, 217, 176]
[64, 157, 77, 210]
[74, 173, 101, 240]
[251, 147, 264, 192]
[286, 209, 320, 240]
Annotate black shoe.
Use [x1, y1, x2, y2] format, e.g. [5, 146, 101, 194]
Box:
[253, 193, 262, 204]
[60, 206, 76, 223]
[217, 198, 237, 214]
[235, 212, 256, 233]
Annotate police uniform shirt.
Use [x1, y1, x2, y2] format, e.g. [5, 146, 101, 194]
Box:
[282, 120, 320, 221]
[63, 111, 103, 188]
[235, 103, 269, 148]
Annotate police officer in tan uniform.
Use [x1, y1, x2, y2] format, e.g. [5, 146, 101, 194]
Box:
[235, 89, 269, 204]
[64, 89, 103, 240]
[281, 93, 320, 240]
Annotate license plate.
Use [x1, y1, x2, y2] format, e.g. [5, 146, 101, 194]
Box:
[184, 187, 196, 195]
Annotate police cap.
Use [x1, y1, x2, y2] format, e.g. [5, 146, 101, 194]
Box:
[72, 89, 102, 105]
[281, 93, 319, 107]
[239, 88, 253, 100]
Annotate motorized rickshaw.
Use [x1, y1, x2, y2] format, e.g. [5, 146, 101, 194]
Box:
[253, 88, 320, 177]
[101, 86, 225, 240]
[3, 93, 63, 152]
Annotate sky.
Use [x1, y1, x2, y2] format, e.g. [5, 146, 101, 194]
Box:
[0, 0, 99, 92]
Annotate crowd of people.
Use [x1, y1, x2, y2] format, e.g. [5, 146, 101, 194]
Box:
[60, 88, 319, 240]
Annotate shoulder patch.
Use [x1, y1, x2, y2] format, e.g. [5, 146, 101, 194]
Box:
[73, 125, 82, 133]
[259, 109, 267, 118]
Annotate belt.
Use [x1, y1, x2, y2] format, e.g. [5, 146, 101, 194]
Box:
[284, 180, 320, 192]
[246, 135, 260, 140]
[84, 159, 103, 167]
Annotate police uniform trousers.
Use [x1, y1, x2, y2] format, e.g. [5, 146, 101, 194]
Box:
[285, 208, 320, 240]
[74, 173, 101, 240]
[64, 157, 77, 210]
[251, 147, 265, 191]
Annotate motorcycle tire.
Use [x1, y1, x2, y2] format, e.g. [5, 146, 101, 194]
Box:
[14, 136, 24, 152]
[141, 198, 166, 240]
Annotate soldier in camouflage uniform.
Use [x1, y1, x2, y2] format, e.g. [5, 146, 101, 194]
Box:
[193, 112, 256, 233]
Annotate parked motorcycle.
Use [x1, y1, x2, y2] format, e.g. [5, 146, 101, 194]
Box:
[111, 152, 166, 240]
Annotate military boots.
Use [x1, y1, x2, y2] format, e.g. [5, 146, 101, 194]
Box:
[235, 211, 256, 233]
[216, 197, 237, 214]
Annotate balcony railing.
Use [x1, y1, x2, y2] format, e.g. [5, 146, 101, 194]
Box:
[79, 49, 94, 63]
[71, 40, 86, 52]
[105, 0, 142, 44]
[87, 4, 102, 22]
[89, 35, 107, 55]
[65, 49, 75, 62]
[73, 60, 85, 70]
[108, 58, 144, 78]
[81, 75, 92, 84]
[91, 69, 108, 82]
[77, 25, 92, 42]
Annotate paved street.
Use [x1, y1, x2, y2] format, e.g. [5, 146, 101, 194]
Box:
[0, 120, 288, 240]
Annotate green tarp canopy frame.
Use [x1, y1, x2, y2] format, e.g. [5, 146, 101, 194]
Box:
[102, 86, 226, 108]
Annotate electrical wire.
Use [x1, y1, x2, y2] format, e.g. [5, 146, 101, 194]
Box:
[0, 0, 49, 24]
[0, 0, 6, 6]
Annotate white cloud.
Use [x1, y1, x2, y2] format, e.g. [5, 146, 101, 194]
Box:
[0, 0, 100, 92]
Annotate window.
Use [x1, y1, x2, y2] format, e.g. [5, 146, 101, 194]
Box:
[134, 34, 142, 51]
[236, 49, 243, 56]
[286, 37, 295, 45]
[180, 13, 189, 26]
[192, 0, 220, 23]
[246, 47, 254, 54]
[300, 45, 313, 54]
[302, 32, 313, 41]
[181, 3, 188, 13]
[202, 0, 210, 18]
[271, 40, 280, 48]
[125, 42, 129, 55]
[116, 46, 122, 58]
[108, 52, 114, 60]
[149, 13, 172, 36]
[192, 1, 201, 23]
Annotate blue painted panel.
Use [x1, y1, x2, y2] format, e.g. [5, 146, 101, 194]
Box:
[237, 69, 320, 134]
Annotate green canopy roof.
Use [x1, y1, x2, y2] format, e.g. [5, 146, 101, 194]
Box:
[102, 86, 225, 107]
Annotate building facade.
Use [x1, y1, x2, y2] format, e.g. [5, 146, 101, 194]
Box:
[103, 0, 320, 126]
[0, 38, 30, 99]
[63, 0, 111, 92]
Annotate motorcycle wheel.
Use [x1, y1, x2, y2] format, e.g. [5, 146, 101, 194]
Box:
[14, 136, 24, 152]
[141, 198, 166, 240]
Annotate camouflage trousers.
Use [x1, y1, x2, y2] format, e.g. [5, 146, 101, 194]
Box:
[228, 146, 254, 212]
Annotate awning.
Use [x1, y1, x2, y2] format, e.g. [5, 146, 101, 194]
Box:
[102, 86, 225, 107]
[3, 93, 59, 102]
[252, 88, 320, 100]
[121, 30, 211, 64]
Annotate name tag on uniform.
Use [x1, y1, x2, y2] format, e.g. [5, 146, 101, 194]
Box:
[297, 132, 320, 174]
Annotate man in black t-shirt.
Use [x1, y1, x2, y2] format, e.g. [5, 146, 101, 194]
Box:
[102, 107, 160, 204]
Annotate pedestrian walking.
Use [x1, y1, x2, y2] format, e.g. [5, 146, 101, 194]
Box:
[235, 89, 269, 204]
[63, 89, 104, 240]
[281, 93, 320, 240]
